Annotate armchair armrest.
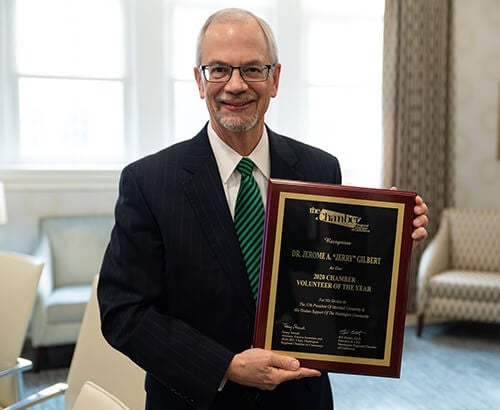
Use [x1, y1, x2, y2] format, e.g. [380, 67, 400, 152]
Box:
[417, 219, 450, 285]
[416, 216, 450, 315]
[32, 235, 54, 297]
[3, 382, 68, 410]
[0, 358, 33, 399]
[0, 358, 32, 379]
[30, 235, 54, 345]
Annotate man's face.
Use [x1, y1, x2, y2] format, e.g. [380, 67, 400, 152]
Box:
[194, 19, 281, 136]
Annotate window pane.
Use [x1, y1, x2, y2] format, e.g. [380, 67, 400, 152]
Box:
[307, 85, 382, 187]
[173, 81, 207, 142]
[15, 0, 124, 77]
[303, 1, 384, 188]
[172, 7, 210, 80]
[303, 0, 384, 16]
[306, 18, 383, 85]
[18, 77, 124, 162]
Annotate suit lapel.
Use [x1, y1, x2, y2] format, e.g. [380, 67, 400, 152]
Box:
[268, 128, 305, 181]
[182, 128, 255, 308]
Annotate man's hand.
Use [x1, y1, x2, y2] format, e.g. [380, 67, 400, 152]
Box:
[390, 187, 429, 248]
[411, 194, 428, 248]
[226, 348, 321, 390]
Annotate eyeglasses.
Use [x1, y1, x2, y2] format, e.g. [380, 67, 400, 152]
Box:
[199, 64, 274, 83]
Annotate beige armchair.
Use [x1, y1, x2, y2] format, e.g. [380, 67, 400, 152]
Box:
[0, 252, 43, 408]
[416, 208, 500, 336]
[30, 215, 114, 368]
[4, 276, 145, 410]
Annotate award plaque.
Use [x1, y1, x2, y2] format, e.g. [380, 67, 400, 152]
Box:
[253, 179, 416, 378]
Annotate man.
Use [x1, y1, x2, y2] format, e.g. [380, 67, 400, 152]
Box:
[98, 8, 428, 410]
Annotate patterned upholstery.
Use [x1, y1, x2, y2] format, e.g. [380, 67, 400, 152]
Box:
[448, 210, 500, 271]
[416, 208, 500, 336]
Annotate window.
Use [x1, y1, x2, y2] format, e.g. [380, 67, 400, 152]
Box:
[1, 0, 126, 167]
[302, 1, 384, 187]
[0, 0, 384, 188]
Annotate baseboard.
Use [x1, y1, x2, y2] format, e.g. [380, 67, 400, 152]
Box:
[22, 339, 75, 372]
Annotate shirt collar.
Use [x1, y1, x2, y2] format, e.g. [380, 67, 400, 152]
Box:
[207, 122, 270, 183]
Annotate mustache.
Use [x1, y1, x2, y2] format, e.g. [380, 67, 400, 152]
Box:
[216, 92, 258, 104]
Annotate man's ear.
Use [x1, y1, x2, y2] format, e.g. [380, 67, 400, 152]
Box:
[271, 63, 281, 98]
[194, 66, 206, 99]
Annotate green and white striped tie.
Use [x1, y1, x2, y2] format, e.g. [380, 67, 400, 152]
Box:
[234, 157, 265, 301]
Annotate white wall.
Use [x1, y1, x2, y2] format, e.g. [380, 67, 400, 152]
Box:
[0, 172, 118, 254]
[454, 0, 500, 208]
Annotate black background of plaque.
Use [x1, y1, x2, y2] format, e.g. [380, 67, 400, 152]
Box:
[270, 198, 398, 359]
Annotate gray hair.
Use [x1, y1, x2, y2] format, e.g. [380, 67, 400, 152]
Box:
[195, 8, 279, 66]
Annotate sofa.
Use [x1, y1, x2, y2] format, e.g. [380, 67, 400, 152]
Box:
[416, 208, 500, 336]
[30, 215, 114, 367]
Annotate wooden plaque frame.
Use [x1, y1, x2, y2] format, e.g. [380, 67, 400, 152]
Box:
[253, 179, 416, 378]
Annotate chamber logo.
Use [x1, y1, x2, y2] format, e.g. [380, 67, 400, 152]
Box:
[309, 207, 370, 232]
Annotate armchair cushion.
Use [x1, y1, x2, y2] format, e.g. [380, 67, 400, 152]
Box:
[45, 285, 92, 324]
[428, 270, 500, 302]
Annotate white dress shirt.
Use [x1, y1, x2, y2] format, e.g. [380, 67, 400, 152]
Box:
[207, 122, 271, 219]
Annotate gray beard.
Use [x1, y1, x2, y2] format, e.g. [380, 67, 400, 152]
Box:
[216, 111, 259, 132]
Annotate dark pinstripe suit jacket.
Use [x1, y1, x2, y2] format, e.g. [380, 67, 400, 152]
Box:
[98, 125, 341, 410]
